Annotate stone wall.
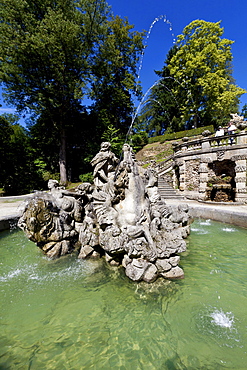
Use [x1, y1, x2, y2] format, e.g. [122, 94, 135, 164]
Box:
[184, 159, 200, 191]
[169, 133, 247, 203]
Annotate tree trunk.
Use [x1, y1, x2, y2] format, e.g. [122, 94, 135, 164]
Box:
[193, 112, 198, 128]
[59, 128, 67, 185]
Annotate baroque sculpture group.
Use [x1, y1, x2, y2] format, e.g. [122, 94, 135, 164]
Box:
[18, 143, 192, 282]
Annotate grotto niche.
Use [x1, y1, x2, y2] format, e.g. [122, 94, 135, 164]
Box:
[207, 159, 236, 202]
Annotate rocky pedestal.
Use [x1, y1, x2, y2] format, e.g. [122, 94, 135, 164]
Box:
[18, 143, 193, 282]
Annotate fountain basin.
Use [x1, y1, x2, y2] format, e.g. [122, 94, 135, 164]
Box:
[1, 218, 247, 369]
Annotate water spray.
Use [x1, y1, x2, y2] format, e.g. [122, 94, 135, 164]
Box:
[125, 15, 177, 146]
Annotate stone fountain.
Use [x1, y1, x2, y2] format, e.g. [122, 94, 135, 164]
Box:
[18, 142, 193, 282]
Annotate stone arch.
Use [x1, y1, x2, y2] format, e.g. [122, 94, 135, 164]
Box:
[207, 159, 236, 201]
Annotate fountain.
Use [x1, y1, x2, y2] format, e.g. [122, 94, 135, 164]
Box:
[18, 142, 193, 282]
[1, 15, 247, 369]
[1, 217, 247, 368]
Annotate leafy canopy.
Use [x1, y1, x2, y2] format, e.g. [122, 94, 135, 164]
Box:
[0, 0, 145, 185]
[168, 20, 246, 126]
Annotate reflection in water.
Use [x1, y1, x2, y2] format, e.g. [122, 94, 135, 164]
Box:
[0, 219, 247, 369]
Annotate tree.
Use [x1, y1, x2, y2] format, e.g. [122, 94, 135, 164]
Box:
[90, 15, 144, 138]
[167, 20, 246, 127]
[0, 1, 145, 185]
[139, 45, 184, 136]
[241, 104, 247, 119]
[0, 115, 43, 195]
[0, 116, 13, 188]
[0, 0, 112, 184]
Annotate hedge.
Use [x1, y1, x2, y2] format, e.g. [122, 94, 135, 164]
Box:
[148, 125, 215, 144]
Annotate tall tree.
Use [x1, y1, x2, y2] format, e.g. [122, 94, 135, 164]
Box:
[167, 20, 246, 127]
[139, 45, 184, 136]
[241, 104, 247, 119]
[90, 15, 144, 138]
[0, 0, 111, 184]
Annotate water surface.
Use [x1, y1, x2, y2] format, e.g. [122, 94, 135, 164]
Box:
[0, 219, 246, 369]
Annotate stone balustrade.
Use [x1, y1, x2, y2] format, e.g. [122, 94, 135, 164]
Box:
[155, 155, 174, 176]
[173, 132, 247, 154]
[156, 130, 247, 203]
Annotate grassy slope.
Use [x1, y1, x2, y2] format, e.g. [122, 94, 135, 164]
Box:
[135, 140, 176, 164]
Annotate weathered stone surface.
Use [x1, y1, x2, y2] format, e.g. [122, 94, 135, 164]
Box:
[105, 252, 113, 262]
[46, 242, 62, 258]
[143, 264, 158, 283]
[91, 250, 101, 259]
[42, 241, 56, 253]
[78, 245, 94, 259]
[125, 258, 149, 281]
[161, 266, 184, 279]
[230, 113, 247, 130]
[122, 254, 132, 268]
[168, 256, 180, 266]
[104, 252, 120, 266]
[173, 123, 247, 203]
[109, 259, 120, 266]
[180, 225, 191, 238]
[155, 259, 171, 272]
[178, 203, 189, 213]
[18, 143, 192, 282]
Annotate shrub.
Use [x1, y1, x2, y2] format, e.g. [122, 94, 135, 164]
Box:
[207, 175, 232, 187]
[148, 125, 214, 144]
[79, 172, 94, 184]
[131, 132, 149, 152]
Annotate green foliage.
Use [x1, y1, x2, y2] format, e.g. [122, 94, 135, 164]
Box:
[148, 125, 215, 144]
[0, 115, 45, 195]
[0, 0, 90, 112]
[142, 20, 246, 134]
[1, 113, 19, 125]
[79, 172, 94, 184]
[131, 131, 149, 152]
[139, 45, 183, 136]
[100, 124, 148, 155]
[34, 159, 60, 182]
[168, 20, 246, 127]
[101, 124, 124, 155]
[241, 104, 247, 118]
[142, 163, 150, 169]
[90, 15, 145, 137]
[155, 148, 174, 160]
[0, 0, 102, 183]
[0, 1, 145, 184]
[207, 175, 232, 187]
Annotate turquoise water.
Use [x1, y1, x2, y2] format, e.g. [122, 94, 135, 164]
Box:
[0, 219, 247, 369]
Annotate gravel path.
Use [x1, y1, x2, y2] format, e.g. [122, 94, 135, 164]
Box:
[0, 195, 31, 220]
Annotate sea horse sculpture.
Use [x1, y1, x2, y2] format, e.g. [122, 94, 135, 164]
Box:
[18, 143, 193, 282]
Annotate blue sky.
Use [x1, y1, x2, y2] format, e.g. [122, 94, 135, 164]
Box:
[109, 0, 247, 110]
[0, 0, 246, 123]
